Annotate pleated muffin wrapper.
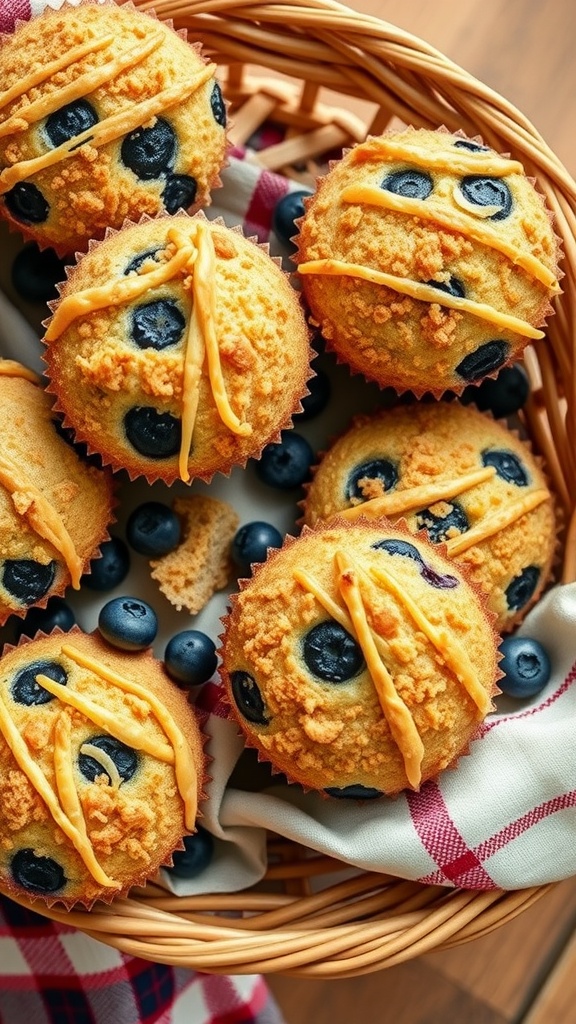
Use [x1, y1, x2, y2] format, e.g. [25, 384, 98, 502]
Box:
[0, 625, 209, 910]
[293, 125, 563, 400]
[0, 0, 230, 257]
[218, 515, 503, 803]
[41, 210, 316, 485]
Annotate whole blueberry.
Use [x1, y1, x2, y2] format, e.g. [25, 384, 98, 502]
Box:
[293, 368, 331, 422]
[78, 735, 139, 785]
[162, 174, 197, 214]
[255, 431, 314, 489]
[5, 182, 49, 224]
[98, 597, 158, 651]
[498, 636, 551, 698]
[456, 341, 510, 382]
[168, 826, 214, 878]
[11, 659, 68, 706]
[164, 630, 217, 687]
[461, 364, 530, 419]
[82, 537, 130, 591]
[481, 449, 529, 487]
[460, 176, 512, 220]
[231, 521, 283, 576]
[302, 620, 365, 683]
[14, 597, 75, 641]
[126, 502, 181, 557]
[2, 559, 56, 605]
[346, 458, 398, 503]
[44, 99, 98, 148]
[210, 82, 227, 127]
[11, 243, 68, 303]
[272, 190, 313, 249]
[230, 670, 269, 725]
[121, 118, 176, 179]
[11, 848, 66, 894]
[123, 406, 182, 460]
[381, 169, 433, 199]
[130, 299, 186, 351]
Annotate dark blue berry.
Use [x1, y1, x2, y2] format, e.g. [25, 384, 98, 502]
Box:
[416, 502, 469, 543]
[381, 169, 433, 199]
[130, 299, 186, 351]
[123, 407, 182, 459]
[2, 559, 56, 605]
[162, 174, 197, 214]
[372, 538, 459, 589]
[505, 566, 540, 611]
[98, 597, 158, 651]
[481, 449, 529, 486]
[121, 118, 176, 179]
[168, 826, 214, 878]
[453, 139, 490, 152]
[210, 82, 227, 127]
[302, 620, 364, 683]
[124, 247, 163, 276]
[462, 364, 530, 419]
[325, 784, 383, 799]
[425, 275, 466, 298]
[272, 190, 312, 249]
[346, 458, 398, 503]
[459, 175, 512, 220]
[82, 537, 130, 592]
[11, 848, 66, 894]
[456, 341, 510, 382]
[126, 502, 181, 557]
[164, 630, 217, 687]
[14, 597, 76, 641]
[293, 368, 331, 421]
[11, 243, 67, 303]
[78, 735, 139, 784]
[231, 521, 283, 576]
[11, 660, 67, 706]
[44, 99, 98, 147]
[498, 635, 551, 698]
[230, 670, 269, 725]
[255, 431, 314, 490]
[4, 182, 49, 224]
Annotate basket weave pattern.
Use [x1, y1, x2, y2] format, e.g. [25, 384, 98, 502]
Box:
[12, 0, 576, 977]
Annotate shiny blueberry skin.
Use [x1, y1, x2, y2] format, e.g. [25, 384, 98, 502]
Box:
[11, 243, 68, 303]
[453, 139, 490, 153]
[461, 364, 530, 419]
[231, 521, 283, 576]
[456, 341, 510, 382]
[293, 368, 331, 422]
[82, 537, 130, 592]
[168, 826, 215, 878]
[416, 502, 469, 543]
[14, 597, 76, 641]
[345, 458, 398, 503]
[44, 99, 98, 147]
[210, 82, 227, 127]
[162, 174, 197, 214]
[78, 735, 139, 784]
[505, 566, 540, 612]
[4, 182, 49, 224]
[123, 407, 182, 460]
[255, 431, 314, 490]
[164, 630, 217, 687]
[130, 299, 186, 351]
[11, 848, 66, 894]
[98, 597, 158, 651]
[426, 275, 466, 298]
[11, 660, 68, 706]
[302, 620, 365, 683]
[498, 636, 551, 698]
[481, 448, 529, 486]
[230, 670, 269, 725]
[372, 538, 459, 589]
[124, 247, 163, 276]
[381, 169, 433, 199]
[2, 559, 56, 605]
[325, 784, 383, 799]
[272, 190, 312, 249]
[126, 502, 182, 557]
[460, 175, 512, 220]
[121, 118, 176, 179]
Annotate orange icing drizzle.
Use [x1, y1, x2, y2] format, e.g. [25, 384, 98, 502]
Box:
[349, 136, 524, 176]
[339, 466, 496, 521]
[0, 359, 42, 384]
[0, 34, 115, 114]
[445, 488, 550, 555]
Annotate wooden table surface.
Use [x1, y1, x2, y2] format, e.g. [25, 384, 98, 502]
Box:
[268, 1, 576, 1020]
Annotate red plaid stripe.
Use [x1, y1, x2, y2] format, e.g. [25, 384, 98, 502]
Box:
[0, 0, 31, 31]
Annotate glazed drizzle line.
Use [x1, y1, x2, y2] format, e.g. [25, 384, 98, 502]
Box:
[445, 488, 550, 555]
[340, 465, 496, 521]
[0, 33, 114, 114]
[349, 136, 525, 177]
[0, 359, 41, 384]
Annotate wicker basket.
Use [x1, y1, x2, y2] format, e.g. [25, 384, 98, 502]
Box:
[11, 0, 576, 978]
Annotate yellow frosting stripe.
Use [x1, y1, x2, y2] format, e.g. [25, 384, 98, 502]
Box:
[0, 691, 120, 888]
[370, 564, 492, 717]
[79, 742, 122, 790]
[0, 451, 83, 588]
[0, 34, 114, 113]
[0, 359, 41, 384]
[44, 245, 194, 340]
[0, 33, 163, 139]
[297, 258, 545, 339]
[339, 185, 559, 291]
[0, 65, 215, 194]
[35, 674, 175, 764]
[446, 489, 550, 556]
[293, 567, 389, 662]
[349, 136, 524, 176]
[178, 249, 204, 483]
[335, 550, 424, 789]
[53, 713, 119, 888]
[61, 644, 198, 831]
[339, 466, 497, 521]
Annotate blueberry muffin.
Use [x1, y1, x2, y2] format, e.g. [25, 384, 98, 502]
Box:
[302, 401, 556, 631]
[0, 628, 204, 907]
[0, 1, 227, 254]
[296, 127, 560, 395]
[0, 359, 114, 627]
[221, 519, 499, 797]
[43, 213, 311, 484]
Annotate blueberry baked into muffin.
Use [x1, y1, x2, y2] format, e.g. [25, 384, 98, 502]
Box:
[221, 519, 500, 797]
[296, 126, 560, 395]
[302, 401, 556, 631]
[43, 213, 311, 484]
[0, 0, 227, 254]
[0, 628, 204, 907]
[0, 359, 114, 627]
